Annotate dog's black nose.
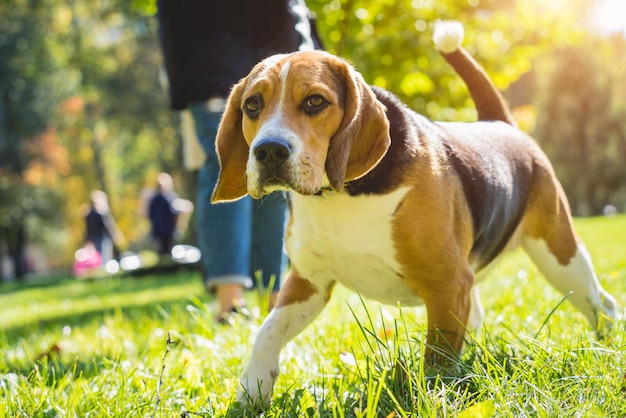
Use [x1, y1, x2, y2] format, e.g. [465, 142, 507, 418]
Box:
[253, 138, 292, 166]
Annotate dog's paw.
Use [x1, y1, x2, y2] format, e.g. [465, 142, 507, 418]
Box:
[595, 293, 622, 339]
[236, 366, 279, 406]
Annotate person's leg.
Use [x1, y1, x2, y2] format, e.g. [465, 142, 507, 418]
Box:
[189, 100, 253, 318]
[155, 236, 165, 256]
[100, 236, 113, 266]
[157, 235, 174, 256]
[250, 192, 288, 310]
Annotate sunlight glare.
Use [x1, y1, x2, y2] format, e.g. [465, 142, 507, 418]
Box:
[528, 0, 626, 36]
[593, 0, 626, 35]
[105, 259, 120, 274]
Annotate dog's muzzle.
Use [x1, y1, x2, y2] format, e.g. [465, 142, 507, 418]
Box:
[251, 138, 293, 193]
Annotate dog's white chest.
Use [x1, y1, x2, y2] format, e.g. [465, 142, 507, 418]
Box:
[286, 187, 423, 306]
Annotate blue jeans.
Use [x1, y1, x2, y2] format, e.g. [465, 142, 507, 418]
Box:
[189, 101, 287, 293]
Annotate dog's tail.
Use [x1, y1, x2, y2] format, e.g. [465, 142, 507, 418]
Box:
[433, 21, 516, 126]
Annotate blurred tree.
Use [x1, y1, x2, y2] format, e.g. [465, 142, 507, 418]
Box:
[0, 0, 182, 278]
[0, 0, 73, 279]
[533, 35, 626, 215]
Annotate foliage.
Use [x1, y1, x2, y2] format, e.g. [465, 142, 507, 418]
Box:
[0, 0, 185, 277]
[533, 35, 626, 215]
[0, 0, 74, 276]
[0, 216, 625, 416]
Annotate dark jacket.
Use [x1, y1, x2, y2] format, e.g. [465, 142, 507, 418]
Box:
[149, 192, 178, 239]
[86, 208, 111, 242]
[157, 0, 323, 110]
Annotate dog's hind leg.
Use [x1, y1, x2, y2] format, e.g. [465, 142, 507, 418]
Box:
[522, 237, 619, 336]
[521, 182, 620, 336]
[237, 271, 333, 404]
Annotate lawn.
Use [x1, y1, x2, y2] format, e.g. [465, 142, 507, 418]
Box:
[1, 216, 625, 417]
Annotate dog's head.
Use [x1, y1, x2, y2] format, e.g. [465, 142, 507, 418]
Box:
[211, 50, 391, 202]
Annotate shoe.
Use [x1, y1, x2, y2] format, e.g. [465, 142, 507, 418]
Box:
[216, 305, 250, 325]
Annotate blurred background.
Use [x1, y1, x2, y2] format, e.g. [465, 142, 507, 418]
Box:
[1, 0, 625, 280]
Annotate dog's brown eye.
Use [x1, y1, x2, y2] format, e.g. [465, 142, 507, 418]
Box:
[308, 95, 324, 107]
[244, 96, 262, 118]
[302, 94, 328, 115]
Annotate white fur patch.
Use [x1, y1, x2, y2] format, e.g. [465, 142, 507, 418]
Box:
[279, 61, 291, 106]
[287, 187, 424, 306]
[433, 20, 464, 54]
[238, 291, 328, 402]
[522, 238, 619, 331]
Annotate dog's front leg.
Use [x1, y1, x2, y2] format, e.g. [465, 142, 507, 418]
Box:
[237, 270, 333, 404]
[421, 267, 475, 365]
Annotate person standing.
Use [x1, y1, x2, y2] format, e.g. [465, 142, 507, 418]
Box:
[147, 172, 193, 256]
[84, 190, 124, 266]
[156, 0, 323, 322]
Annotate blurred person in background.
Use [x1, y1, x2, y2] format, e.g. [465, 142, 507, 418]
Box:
[147, 172, 194, 257]
[84, 190, 124, 266]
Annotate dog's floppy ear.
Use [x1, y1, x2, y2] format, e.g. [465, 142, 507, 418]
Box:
[211, 80, 249, 203]
[325, 62, 390, 192]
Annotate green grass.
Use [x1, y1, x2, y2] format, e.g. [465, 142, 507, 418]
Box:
[1, 216, 625, 417]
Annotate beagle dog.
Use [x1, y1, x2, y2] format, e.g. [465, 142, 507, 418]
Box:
[212, 21, 620, 402]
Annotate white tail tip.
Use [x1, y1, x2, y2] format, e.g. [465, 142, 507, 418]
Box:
[433, 20, 464, 54]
